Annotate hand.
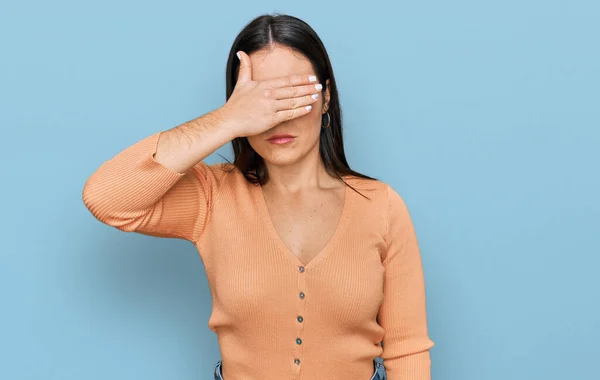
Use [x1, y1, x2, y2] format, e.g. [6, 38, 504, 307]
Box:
[217, 50, 323, 138]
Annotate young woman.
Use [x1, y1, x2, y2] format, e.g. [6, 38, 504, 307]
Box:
[83, 13, 434, 380]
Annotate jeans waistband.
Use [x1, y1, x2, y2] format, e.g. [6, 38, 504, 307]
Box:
[213, 359, 386, 380]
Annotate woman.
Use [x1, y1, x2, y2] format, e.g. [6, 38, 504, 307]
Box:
[82, 13, 434, 380]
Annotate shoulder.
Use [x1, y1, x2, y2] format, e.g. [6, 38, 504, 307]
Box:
[345, 174, 405, 209]
[201, 161, 257, 197]
[191, 161, 238, 182]
[346, 175, 413, 233]
[183, 162, 244, 200]
[344, 175, 393, 230]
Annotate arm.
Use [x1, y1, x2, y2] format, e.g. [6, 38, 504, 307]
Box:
[82, 63, 324, 241]
[81, 110, 236, 242]
[378, 184, 435, 379]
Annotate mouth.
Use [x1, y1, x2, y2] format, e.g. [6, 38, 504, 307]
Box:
[267, 134, 296, 144]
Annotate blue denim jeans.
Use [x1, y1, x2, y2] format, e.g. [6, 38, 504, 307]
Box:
[212, 359, 387, 380]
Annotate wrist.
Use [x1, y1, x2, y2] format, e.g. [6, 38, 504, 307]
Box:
[209, 107, 242, 141]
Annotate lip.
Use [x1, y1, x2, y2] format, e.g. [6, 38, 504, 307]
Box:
[267, 134, 296, 144]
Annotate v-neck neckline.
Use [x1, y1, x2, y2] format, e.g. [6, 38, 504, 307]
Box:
[252, 174, 355, 270]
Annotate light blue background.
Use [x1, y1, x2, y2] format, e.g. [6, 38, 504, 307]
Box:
[1, 1, 598, 379]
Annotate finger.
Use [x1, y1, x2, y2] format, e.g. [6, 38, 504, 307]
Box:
[274, 104, 314, 123]
[271, 83, 323, 100]
[266, 74, 318, 88]
[236, 51, 252, 83]
[274, 93, 320, 111]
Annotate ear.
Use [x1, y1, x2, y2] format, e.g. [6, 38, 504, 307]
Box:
[323, 79, 331, 113]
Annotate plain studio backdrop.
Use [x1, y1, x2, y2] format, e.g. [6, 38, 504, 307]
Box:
[1, 1, 598, 379]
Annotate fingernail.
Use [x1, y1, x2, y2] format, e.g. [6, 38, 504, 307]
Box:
[312, 93, 319, 99]
[236, 51, 241, 60]
[306, 105, 312, 111]
[309, 75, 317, 82]
[315, 84, 323, 91]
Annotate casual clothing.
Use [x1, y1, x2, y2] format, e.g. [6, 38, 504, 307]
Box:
[82, 131, 435, 380]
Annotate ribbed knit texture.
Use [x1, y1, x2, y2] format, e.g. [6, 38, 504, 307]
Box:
[82, 131, 435, 380]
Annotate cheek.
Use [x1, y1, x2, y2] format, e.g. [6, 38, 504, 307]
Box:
[246, 136, 263, 153]
[303, 107, 324, 130]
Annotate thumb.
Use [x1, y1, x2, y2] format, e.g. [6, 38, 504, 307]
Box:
[236, 51, 252, 83]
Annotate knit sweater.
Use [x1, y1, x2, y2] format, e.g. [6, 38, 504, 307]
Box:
[82, 131, 435, 380]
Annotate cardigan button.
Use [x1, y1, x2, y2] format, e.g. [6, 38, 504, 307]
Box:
[299, 291, 305, 299]
[297, 315, 303, 323]
[296, 338, 302, 345]
[298, 266, 305, 273]
[294, 358, 301, 365]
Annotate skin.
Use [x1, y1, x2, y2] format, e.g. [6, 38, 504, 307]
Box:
[153, 43, 346, 263]
[244, 45, 332, 191]
[241, 44, 346, 264]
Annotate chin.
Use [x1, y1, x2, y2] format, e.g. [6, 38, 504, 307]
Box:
[261, 152, 303, 166]
[249, 140, 298, 164]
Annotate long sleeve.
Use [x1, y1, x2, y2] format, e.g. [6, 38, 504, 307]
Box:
[378, 184, 435, 379]
[82, 131, 229, 242]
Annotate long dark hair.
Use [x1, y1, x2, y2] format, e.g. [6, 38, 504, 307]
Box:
[223, 13, 377, 191]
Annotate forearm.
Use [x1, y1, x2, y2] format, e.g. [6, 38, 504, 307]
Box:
[154, 109, 238, 174]
[82, 109, 236, 235]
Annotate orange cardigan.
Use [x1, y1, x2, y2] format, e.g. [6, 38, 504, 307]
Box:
[82, 131, 434, 380]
